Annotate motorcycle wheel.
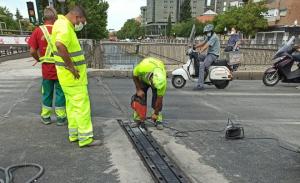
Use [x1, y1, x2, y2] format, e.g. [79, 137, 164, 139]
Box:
[262, 70, 280, 86]
[214, 80, 230, 89]
[172, 75, 186, 88]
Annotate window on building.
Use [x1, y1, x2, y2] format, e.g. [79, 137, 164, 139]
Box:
[280, 9, 287, 17]
[207, 0, 212, 6]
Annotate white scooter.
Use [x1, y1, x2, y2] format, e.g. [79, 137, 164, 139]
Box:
[171, 49, 239, 89]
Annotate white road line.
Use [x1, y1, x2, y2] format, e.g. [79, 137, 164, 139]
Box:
[0, 84, 27, 88]
[170, 90, 300, 97]
[0, 89, 24, 93]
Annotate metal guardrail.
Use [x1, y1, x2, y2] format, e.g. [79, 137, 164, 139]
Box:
[81, 40, 280, 70]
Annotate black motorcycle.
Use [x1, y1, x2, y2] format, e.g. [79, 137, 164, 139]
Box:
[263, 36, 300, 86]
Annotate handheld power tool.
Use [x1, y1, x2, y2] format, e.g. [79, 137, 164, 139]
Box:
[131, 94, 147, 121]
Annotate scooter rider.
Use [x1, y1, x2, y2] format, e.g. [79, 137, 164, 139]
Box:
[193, 24, 220, 90]
[131, 57, 167, 130]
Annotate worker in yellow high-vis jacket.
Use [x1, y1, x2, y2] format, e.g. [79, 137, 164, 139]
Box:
[131, 57, 167, 130]
[50, 6, 101, 147]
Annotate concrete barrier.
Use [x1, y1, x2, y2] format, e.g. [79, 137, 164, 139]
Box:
[0, 52, 30, 63]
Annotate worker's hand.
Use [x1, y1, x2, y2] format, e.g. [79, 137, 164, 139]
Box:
[136, 89, 145, 98]
[151, 113, 158, 122]
[66, 67, 80, 79]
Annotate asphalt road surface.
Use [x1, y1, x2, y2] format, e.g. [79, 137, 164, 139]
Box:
[1, 58, 300, 183]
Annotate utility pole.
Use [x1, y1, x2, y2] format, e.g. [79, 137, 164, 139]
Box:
[18, 19, 23, 35]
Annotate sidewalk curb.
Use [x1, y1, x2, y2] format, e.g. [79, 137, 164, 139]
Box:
[88, 69, 264, 80]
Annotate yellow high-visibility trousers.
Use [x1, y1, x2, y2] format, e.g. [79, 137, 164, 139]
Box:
[61, 85, 94, 147]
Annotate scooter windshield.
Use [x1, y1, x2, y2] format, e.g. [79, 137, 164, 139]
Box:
[273, 36, 295, 59]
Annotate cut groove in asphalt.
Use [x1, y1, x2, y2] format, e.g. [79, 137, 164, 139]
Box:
[118, 119, 190, 183]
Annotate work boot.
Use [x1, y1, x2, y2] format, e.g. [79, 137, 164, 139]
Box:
[156, 121, 164, 130]
[56, 117, 67, 126]
[41, 117, 51, 125]
[85, 139, 103, 147]
[130, 120, 141, 128]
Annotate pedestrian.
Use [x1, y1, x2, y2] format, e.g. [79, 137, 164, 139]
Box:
[50, 5, 102, 147]
[224, 27, 240, 52]
[27, 6, 67, 125]
[131, 57, 167, 130]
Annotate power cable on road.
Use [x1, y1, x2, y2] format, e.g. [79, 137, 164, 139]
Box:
[146, 120, 300, 154]
[0, 163, 44, 183]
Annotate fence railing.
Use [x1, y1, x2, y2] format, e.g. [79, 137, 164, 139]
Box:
[82, 41, 278, 70]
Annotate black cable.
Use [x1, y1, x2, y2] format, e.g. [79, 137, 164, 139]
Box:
[0, 163, 44, 183]
[244, 137, 300, 154]
[164, 125, 225, 137]
[144, 119, 300, 153]
[144, 120, 225, 137]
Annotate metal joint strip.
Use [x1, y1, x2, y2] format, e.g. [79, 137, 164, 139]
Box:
[117, 119, 189, 183]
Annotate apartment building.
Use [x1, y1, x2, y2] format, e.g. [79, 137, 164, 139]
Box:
[142, 0, 206, 36]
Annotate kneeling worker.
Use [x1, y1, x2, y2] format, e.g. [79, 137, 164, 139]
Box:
[131, 57, 167, 130]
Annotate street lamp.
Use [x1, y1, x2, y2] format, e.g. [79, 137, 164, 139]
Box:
[0, 22, 7, 35]
[18, 19, 24, 35]
[0, 15, 7, 35]
[57, 0, 66, 14]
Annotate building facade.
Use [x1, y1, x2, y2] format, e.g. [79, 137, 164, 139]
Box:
[263, 0, 300, 27]
[205, 0, 244, 13]
[142, 0, 207, 37]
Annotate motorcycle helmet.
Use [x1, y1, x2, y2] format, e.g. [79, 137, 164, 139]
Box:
[203, 24, 214, 33]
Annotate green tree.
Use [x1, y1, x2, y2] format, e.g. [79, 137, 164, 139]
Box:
[59, 0, 109, 39]
[33, 0, 109, 39]
[172, 18, 205, 37]
[0, 6, 18, 30]
[166, 14, 172, 37]
[117, 19, 144, 40]
[213, 1, 268, 37]
[15, 8, 23, 20]
[180, 0, 192, 22]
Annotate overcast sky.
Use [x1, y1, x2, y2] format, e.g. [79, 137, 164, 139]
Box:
[0, 0, 146, 31]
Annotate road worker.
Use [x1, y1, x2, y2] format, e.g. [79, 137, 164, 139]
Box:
[131, 57, 167, 130]
[27, 6, 66, 125]
[50, 5, 101, 147]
